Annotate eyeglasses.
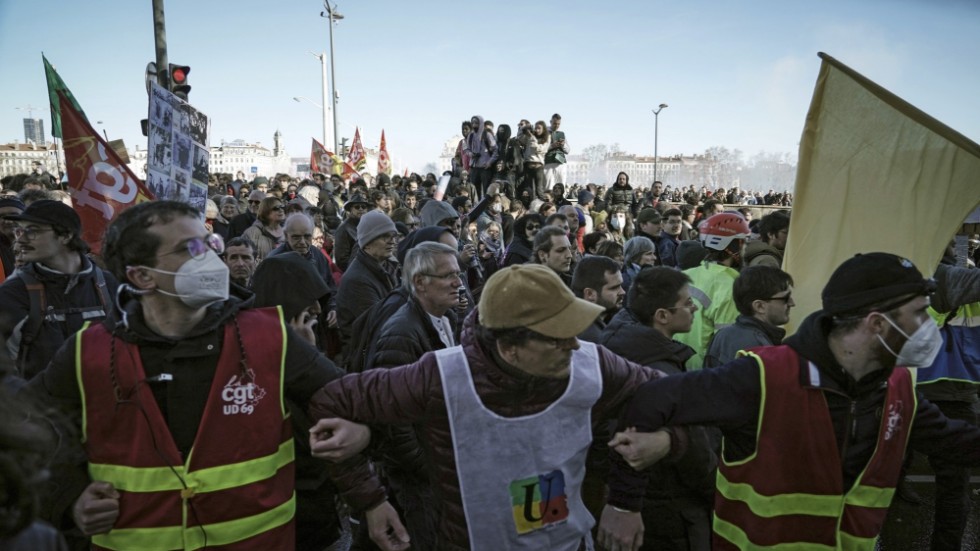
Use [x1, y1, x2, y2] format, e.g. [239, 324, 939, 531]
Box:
[248, 200, 262, 205]
[349, 204, 369, 211]
[271, 206, 285, 212]
[13, 226, 54, 240]
[159, 233, 225, 260]
[423, 271, 465, 281]
[526, 224, 541, 231]
[765, 294, 793, 303]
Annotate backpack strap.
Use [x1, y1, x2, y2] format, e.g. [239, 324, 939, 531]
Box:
[17, 269, 46, 350]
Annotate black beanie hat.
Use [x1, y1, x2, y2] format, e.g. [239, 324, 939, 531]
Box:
[821, 252, 936, 316]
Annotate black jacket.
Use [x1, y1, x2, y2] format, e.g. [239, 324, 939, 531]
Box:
[333, 218, 359, 271]
[367, 297, 458, 479]
[0, 257, 118, 381]
[227, 211, 256, 240]
[267, 243, 338, 311]
[336, 249, 398, 346]
[502, 237, 533, 267]
[599, 308, 717, 510]
[609, 310, 980, 511]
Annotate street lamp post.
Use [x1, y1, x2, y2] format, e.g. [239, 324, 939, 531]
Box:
[320, 1, 344, 154]
[306, 52, 332, 150]
[652, 103, 668, 183]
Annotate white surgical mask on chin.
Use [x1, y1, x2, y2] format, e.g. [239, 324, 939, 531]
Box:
[142, 250, 230, 309]
[876, 314, 942, 369]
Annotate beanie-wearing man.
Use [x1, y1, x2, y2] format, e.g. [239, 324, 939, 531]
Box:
[608, 252, 980, 551]
[336, 210, 399, 349]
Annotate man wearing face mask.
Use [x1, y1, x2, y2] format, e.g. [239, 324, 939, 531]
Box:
[604, 252, 980, 551]
[28, 201, 409, 551]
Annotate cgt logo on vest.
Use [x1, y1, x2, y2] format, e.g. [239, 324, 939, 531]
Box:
[221, 371, 266, 415]
[884, 400, 904, 441]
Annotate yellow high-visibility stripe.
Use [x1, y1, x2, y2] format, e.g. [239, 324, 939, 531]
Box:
[92, 493, 295, 550]
[838, 529, 877, 551]
[89, 439, 294, 493]
[713, 515, 837, 551]
[716, 470, 842, 517]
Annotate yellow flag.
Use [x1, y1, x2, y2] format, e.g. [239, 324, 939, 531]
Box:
[784, 53, 980, 332]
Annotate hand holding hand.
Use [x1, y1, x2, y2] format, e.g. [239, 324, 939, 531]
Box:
[309, 417, 371, 461]
[609, 427, 672, 470]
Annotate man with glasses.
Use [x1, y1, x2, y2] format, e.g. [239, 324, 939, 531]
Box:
[705, 266, 794, 368]
[308, 264, 680, 550]
[598, 267, 716, 551]
[227, 189, 266, 240]
[0, 200, 116, 381]
[268, 213, 338, 329]
[28, 200, 405, 550]
[362, 242, 462, 549]
[336, 210, 399, 350]
[333, 192, 371, 271]
[657, 208, 685, 268]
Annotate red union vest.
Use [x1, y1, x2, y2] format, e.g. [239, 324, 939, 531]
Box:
[77, 307, 295, 551]
[713, 345, 915, 551]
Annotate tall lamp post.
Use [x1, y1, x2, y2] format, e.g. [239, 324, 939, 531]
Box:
[320, 1, 344, 154]
[652, 103, 668, 183]
[305, 52, 332, 150]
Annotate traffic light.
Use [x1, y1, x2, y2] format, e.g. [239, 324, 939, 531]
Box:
[169, 64, 191, 101]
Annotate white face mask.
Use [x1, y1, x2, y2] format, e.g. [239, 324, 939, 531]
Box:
[490, 202, 502, 213]
[610, 214, 626, 231]
[143, 250, 230, 309]
[876, 314, 942, 368]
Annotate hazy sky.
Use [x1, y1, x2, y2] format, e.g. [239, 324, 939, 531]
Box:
[1, 0, 978, 176]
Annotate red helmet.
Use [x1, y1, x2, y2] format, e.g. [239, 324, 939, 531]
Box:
[698, 212, 750, 251]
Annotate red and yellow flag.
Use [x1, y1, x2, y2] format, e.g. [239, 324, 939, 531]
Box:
[346, 128, 366, 179]
[60, 92, 155, 254]
[377, 130, 392, 176]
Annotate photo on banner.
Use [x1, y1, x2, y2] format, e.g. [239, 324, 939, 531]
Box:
[147, 82, 211, 209]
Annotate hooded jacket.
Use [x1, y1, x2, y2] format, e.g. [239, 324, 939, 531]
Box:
[420, 199, 459, 228]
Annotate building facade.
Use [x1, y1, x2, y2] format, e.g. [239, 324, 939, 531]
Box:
[23, 118, 46, 146]
[0, 142, 61, 178]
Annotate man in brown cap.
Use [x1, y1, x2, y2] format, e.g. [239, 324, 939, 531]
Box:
[307, 264, 680, 551]
[607, 252, 980, 551]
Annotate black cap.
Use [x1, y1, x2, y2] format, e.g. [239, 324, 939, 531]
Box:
[343, 193, 370, 210]
[8, 200, 81, 235]
[822, 252, 936, 316]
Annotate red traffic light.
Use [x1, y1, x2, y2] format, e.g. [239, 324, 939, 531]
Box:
[169, 64, 190, 85]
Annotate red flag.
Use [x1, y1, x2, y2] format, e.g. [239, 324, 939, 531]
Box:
[59, 92, 155, 254]
[377, 130, 392, 176]
[312, 137, 359, 179]
[346, 128, 366, 179]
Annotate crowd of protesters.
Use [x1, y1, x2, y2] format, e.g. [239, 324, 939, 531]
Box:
[0, 114, 979, 551]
